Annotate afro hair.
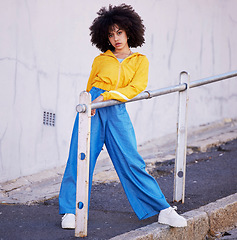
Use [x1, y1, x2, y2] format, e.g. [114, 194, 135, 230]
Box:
[89, 4, 145, 52]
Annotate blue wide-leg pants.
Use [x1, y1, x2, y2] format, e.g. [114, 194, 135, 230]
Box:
[59, 87, 170, 220]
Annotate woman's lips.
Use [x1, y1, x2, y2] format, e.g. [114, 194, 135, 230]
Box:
[115, 43, 121, 47]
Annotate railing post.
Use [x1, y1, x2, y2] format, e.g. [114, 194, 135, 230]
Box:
[173, 71, 190, 203]
[75, 91, 91, 237]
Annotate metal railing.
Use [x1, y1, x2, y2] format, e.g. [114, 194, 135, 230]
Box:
[75, 70, 237, 237]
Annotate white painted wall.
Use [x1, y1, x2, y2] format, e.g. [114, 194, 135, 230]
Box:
[0, 0, 237, 182]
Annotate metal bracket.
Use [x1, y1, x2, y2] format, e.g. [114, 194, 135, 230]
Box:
[76, 104, 87, 113]
[144, 90, 152, 99]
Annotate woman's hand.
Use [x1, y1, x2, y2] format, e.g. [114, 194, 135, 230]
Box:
[91, 95, 104, 116]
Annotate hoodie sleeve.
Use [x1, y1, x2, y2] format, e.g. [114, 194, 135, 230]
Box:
[101, 56, 149, 102]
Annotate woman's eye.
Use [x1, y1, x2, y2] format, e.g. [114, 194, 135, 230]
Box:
[108, 34, 113, 38]
[118, 31, 122, 35]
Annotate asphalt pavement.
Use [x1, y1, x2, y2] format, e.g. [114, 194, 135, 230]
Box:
[0, 138, 236, 240]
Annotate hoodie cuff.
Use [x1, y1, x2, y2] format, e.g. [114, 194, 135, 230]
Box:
[101, 92, 109, 101]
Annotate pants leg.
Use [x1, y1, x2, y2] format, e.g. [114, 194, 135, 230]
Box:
[59, 87, 170, 219]
[88, 107, 106, 204]
[59, 87, 105, 215]
[104, 104, 170, 220]
[58, 113, 79, 214]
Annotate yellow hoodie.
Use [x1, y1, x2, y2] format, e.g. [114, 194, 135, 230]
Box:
[86, 50, 149, 102]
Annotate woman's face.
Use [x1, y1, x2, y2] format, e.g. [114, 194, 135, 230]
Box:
[108, 25, 129, 52]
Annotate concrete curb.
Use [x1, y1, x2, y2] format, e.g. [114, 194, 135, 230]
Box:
[110, 193, 237, 240]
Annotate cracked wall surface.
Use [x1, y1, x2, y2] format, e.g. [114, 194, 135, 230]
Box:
[0, 0, 237, 182]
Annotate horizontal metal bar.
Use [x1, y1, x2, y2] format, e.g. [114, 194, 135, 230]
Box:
[87, 70, 237, 110]
[148, 83, 187, 98]
[91, 83, 187, 110]
[190, 70, 237, 89]
[92, 99, 124, 110]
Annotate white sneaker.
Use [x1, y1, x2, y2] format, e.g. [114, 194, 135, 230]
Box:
[158, 206, 187, 227]
[61, 213, 75, 229]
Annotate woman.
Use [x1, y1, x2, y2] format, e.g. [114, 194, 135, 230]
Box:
[59, 4, 187, 229]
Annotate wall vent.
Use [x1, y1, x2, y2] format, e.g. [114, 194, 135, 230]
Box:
[43, 111, 56, 127]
